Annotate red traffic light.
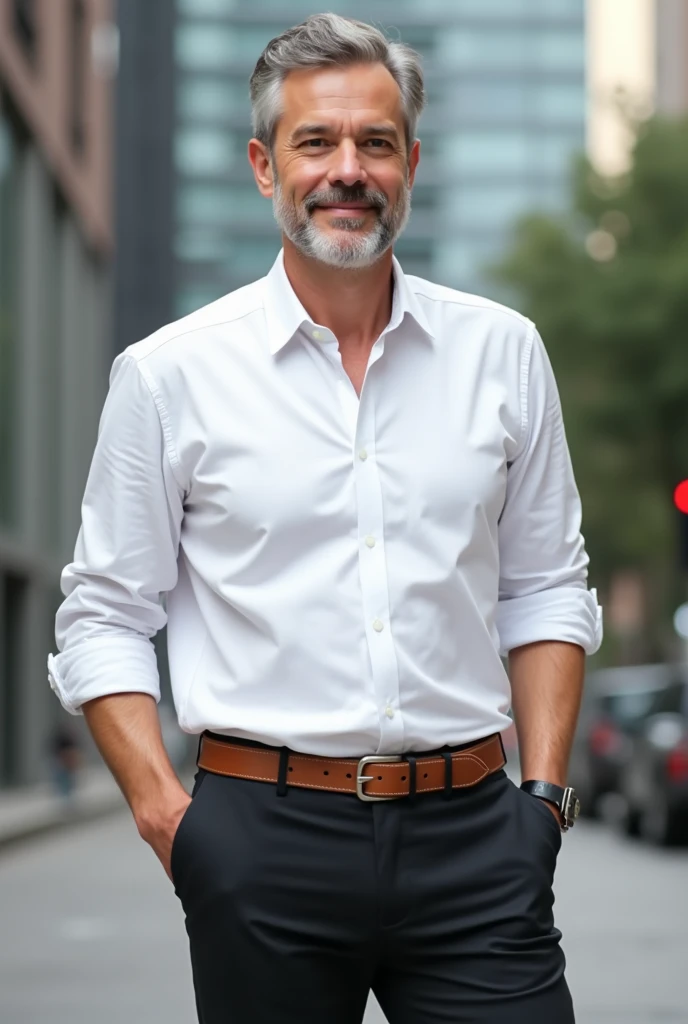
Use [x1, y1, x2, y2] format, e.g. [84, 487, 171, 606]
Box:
[675, 480, 688, 514]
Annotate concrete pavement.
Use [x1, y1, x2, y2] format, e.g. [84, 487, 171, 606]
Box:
[0, 767, 125, 851]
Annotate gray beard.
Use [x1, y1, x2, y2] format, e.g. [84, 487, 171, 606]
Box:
[272, 181, 411, 269]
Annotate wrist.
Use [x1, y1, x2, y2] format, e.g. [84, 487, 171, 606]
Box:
[519, 767, 567, 789]
[132, 781, 189, 838]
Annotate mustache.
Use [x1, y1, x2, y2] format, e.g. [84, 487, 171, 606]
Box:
[303, 187, 388, 213]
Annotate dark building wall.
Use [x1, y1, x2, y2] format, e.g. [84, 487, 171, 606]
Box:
[114, 0, 175, 356]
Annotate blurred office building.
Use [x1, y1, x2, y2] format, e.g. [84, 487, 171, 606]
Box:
[119, 0, 586, 321]
[655, 0, 688, 114]
[0, 0, 116, 788]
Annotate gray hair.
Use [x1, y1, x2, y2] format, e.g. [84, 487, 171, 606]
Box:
[249, 14, 425, 153]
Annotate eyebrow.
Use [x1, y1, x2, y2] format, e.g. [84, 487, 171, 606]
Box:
[289, 123, 401, 143]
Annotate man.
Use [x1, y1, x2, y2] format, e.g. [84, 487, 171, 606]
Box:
[48, 14, 602, 1023]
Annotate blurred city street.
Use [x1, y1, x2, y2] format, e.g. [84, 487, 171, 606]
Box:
[0, 810, 685, 1024]
[2, 1, 688, 1021]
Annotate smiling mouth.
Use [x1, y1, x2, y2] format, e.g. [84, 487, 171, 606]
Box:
[315, 205, 376, 219]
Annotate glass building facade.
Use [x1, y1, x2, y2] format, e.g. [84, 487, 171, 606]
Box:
[172, 0, 585, 317]
[0, 2, 114, 788]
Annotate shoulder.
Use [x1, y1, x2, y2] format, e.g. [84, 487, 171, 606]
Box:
[404, 272, 535, 339]
[120, 279, 266, 368]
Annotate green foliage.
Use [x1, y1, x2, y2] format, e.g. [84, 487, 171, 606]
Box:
[490, 116, 688, 606]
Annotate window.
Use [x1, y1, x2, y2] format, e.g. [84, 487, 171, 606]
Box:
[439, 132, 530, 174]
[530, 132, 582, 176]
[174, 230, 230, 263]
[448, 183, 533, 228]
[176, 24, 236, 70]
[443, 0, 530, 16]
[176, 183, 271, 225]
[176, 78, 249, 122]
[177, 0, 237, 13]
[174, 129, 237, 176]
[449, 82, 527, 120]
[533, 30, 584, 71]
[529, 81, 585, 123]
[438, 29, 529, 69]
[175, 24, 282, 70]
[431, 237, 501, 288]
[437, 27, 583, 71]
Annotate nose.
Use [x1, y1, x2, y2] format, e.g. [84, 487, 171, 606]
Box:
[327, 139, 367, 188]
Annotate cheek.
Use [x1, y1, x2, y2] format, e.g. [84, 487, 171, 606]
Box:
[283, 160, 330, 201]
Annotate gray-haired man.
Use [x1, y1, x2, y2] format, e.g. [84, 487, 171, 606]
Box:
[49, 13, 602, 1023]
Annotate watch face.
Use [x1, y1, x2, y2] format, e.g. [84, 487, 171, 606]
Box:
[563, 788, 580, 826]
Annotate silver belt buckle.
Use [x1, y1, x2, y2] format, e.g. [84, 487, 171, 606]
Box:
[356, 754, 403, 801]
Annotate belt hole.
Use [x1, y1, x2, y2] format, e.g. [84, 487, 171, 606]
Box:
[323, 770, 329, 776]
[401, 775, 406, 781]
[288, 766, 293, 772]
[378, 775, 382, 780]
[346, 773, 352, 778]
[424, 773, 428, 778]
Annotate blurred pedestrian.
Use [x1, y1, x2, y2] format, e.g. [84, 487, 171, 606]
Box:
[47, 13, 603, 1023]
[48, 723, 81, 803]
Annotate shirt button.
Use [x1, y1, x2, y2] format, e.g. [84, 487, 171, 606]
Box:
[365, 535, 376, 548]
[372, 618, 384, 632]
[358, 448, 368, 461]
[312, 329, 323, 340]
[385, 705, 395, 719]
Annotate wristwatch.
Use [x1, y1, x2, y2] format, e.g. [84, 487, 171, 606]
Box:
[520, 780, 581, 831]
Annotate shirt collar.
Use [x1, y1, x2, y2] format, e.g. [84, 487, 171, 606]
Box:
[262, 248, 435, 356]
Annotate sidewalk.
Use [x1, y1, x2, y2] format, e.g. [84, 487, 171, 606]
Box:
[0, 767, 126, 851]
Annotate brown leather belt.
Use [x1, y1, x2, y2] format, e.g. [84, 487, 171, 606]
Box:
[197, 732, 506, 801]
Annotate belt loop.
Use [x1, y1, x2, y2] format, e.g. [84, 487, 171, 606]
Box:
[405, 754, 417, 804]
[441, 752, 453, 800]
[497, 730, 507, 766]
[276, 746, 290, 797]
[195, 732, 205, 767]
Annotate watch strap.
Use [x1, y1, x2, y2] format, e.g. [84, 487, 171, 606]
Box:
[520, 780, 565, 806]
[520, 779, 579, 830]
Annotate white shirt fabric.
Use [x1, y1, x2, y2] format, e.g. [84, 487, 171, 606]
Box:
[47, 250, 603, 757]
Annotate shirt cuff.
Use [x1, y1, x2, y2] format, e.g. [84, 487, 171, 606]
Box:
[47, 637, 161, 716]
[496, 586, 603, 657]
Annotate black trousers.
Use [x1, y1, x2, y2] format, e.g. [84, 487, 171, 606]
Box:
[171, 740, 574, 1023]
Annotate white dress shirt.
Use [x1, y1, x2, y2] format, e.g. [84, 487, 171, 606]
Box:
[47, 250, 603, 757]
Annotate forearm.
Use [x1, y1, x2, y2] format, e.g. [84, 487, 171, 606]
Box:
[508, 639, 585, 786]
[82, 692, 186, 825]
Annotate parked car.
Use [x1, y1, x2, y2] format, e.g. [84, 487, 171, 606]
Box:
[619, 669, 688, 846]
[569, 665, 670, 817]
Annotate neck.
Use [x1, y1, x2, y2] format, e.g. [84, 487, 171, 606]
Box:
[282, 237, 394, 355]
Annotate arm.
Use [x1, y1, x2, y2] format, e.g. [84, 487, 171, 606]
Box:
[496, 325, 602, 814]
[47, 353, 189, 879]
[83, 693, 190, 880]
[508, 639, 585, 787]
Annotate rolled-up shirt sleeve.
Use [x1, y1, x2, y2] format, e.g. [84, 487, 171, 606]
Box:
[496, 325, 603, 657]
[47, 353, 185, 715]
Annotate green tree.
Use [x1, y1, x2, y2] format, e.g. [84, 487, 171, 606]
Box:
[490, 115, 688, 662]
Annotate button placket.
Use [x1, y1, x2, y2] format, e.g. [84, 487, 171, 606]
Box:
[353, 394, 403, 753]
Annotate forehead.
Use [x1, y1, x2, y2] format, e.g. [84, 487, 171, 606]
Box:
[278, 63, 404, 132]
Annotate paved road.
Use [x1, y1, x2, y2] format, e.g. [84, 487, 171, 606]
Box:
[0, 809, 685, 1023]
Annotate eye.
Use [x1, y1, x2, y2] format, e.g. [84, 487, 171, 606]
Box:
[301, 138, 330, 149]
[364, 139, 393, 149]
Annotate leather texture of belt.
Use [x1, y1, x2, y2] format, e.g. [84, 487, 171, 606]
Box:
[197, 732, 506, 801]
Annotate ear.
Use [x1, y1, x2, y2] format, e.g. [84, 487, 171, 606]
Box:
[407, 139, 421, 189]
[248, 138, 274, 198]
